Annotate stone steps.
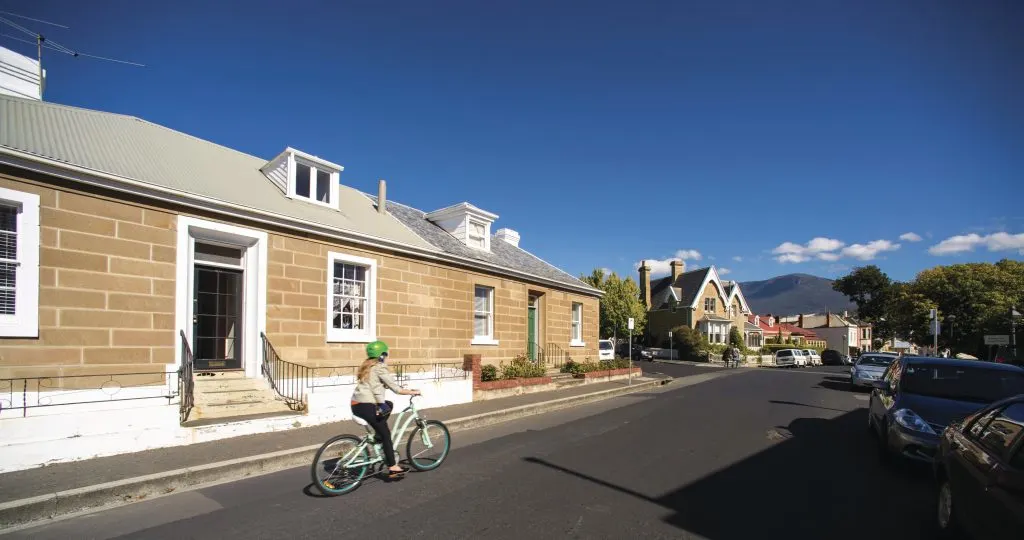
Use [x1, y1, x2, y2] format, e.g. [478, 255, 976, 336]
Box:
[189, 372, 299, 423]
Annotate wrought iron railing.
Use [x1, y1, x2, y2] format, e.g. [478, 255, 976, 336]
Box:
[260, 332, 310, 411]
[308, 366, 358, 389]
[527, 341, 545, 364]
[544, 342, 570, 368]
[394, 362, 468, 383]
[179, 330, 195, 424]
[1, 369, 176, 418]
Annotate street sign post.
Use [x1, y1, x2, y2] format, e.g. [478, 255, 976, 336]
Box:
[984, 335, 1010, 346]
[627, 318, 634, 386]
[930, 310, 939, 355]
[669, 331, 673, 360]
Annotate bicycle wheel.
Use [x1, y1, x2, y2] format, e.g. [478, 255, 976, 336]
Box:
[406, 420, 451, 472]
[311, 434, 369, 496]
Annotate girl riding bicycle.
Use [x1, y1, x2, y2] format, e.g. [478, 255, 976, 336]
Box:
[351, 340, 421, 478]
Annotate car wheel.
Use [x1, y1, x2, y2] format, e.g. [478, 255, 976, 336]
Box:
[936, 476, 964, 538]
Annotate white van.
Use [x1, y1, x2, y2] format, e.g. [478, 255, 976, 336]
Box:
[599, 339, 614, 361]
[802, 349, 822, 366]
[773, 349, 798, 367]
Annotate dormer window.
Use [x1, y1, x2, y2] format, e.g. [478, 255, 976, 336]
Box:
[260, 147, 343, 209]
[426, 202, 498, 252]
[754, 316, 760, 326]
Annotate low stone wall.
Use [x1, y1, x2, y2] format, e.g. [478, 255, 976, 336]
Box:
[573, 367, 642, 382]
[478, 376, 553, 391]
[473, 377, 556, 401]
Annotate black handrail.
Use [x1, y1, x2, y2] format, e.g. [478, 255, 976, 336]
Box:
[545, 342, 569, 368]
[179, 330, 195, 424]
[260, 332, 309, 412]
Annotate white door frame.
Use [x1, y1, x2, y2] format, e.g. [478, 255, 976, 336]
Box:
[175, 216, 268, 378]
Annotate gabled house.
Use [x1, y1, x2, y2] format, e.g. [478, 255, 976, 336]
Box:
[0, 94, 602, 470]
[798, 312, 860, 355]
[638, 259, 751, 347]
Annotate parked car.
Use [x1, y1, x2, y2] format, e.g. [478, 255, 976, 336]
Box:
[794, 350, 809, 367]
[598, 339, 614, 361]
[933, 393, 1024, 538]
[850, 352, 899, 390]
[822, 349, 847, 366]
[802, 349, 822, 366]
[933, 393, 1024, 539]
[868, 356, 1024, 465]
[773, 349, 798, 368]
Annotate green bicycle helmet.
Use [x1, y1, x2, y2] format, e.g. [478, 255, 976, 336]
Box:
[365, 340, 389, 360]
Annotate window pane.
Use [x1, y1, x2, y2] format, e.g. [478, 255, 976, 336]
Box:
[331, 261, 369, 331]
[474, 286, 491, 313]
[295, 163, 311, 197]
[316, 169, 330, 202]
[977, 403, 1024, 458]
[194, 242, 243, 266]
[474, 315, 489, 337]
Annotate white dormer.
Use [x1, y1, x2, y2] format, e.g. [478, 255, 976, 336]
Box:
[768, 317, 775, 327]
[425, 202, 499, 251]
[754, 316, 760, 326]
[260, 147, 344, 209]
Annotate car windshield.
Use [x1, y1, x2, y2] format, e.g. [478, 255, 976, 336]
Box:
[900, 364, 1024, 403]
[599, 342, 612, 350]
[857, 355, 894, 367]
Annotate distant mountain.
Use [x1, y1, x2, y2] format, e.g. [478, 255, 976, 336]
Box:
[737, 273, 856, 316]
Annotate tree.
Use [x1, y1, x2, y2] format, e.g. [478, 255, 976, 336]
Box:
[728, 326, 743, 349]
[580, 268, 647, 340]
[833, 265, 899, 342]
[670, 325, 705, 360]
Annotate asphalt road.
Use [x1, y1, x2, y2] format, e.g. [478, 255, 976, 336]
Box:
[6, 364, 941, 540]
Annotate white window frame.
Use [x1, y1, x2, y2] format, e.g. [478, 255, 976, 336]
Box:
[0, 187, 39, 338]
[287, 154, 339, 209]
[471, 285, 498, 345]
[704, 297, 715, 312]
[570, 302, 584, 347]
[326, 251, 377, 343]
[466, 218, 490, 251]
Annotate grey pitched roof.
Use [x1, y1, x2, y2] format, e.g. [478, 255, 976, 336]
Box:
[648, 267, 712, 309]
[744, 321, 762, 332]
[0, 94, 599, 296]
[0, 94, 432, 250]
[366, 195, 594, 292]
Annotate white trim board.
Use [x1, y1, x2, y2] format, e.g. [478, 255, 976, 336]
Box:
[175, 215, 268, 377]
[0, 151, 603, 298]
[0, 186, 39, 337]
[686, 266, 729, 309]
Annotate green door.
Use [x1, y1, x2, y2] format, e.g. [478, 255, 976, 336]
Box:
[527, 297, 537, 361]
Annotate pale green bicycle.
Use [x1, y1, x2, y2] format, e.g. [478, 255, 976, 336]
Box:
[311, 395, 451, 496]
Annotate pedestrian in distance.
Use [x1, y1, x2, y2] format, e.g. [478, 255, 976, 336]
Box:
[350, 340, 422, 480]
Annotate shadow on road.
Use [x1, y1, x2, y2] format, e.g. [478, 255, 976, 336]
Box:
[817, 379, 866, 392]
[525, 410, 939, 539]
[768, 399, 848, 412]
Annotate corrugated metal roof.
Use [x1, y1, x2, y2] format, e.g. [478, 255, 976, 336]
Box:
[0, 94, 599, 295]
[0, 94, 434, 250]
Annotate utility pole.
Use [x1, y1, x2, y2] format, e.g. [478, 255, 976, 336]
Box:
[1012, 306, 1020, 361]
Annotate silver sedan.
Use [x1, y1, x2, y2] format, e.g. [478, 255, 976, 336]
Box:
[850, 353, 898, 389]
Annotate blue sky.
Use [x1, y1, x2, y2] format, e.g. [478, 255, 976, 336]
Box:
[3, 0, 1022, 284]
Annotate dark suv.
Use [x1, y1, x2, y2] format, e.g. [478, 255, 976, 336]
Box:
[933, 394, 1024, 539]
[867, 356, 1024, 463]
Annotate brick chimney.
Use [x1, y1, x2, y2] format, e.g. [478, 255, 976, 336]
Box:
[670, 259, 685, 281]
[798, 314, 804, 328]
[638, 260, 651, 309]
[826, 312, 831, 327]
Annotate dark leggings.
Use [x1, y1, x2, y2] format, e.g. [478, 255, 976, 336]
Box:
[352, 403, 397, 467]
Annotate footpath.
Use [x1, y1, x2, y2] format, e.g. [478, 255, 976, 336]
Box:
[0, 373, 675, 530]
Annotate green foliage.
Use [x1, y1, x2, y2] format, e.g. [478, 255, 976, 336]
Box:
[480, 364, 498, 382]
[499, 354, 547, 379]
[669, 325, 706, 360]
[728, 327, 743, 349]
[833, 259, 1024, 357]
[561, 358, 633, 375]
[762, 343, 799, 353]
[580, 269, 647, 339]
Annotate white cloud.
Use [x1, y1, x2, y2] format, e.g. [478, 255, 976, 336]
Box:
[773, 236, 903, 263]
[772, 237, 845, 263]
[599, 267, 614, 276]
[899, 232, 922, 242]
[840, 240, 901, 260]
[928, 232, 1024, 256]
[732, 256, 743, 262]
[675, 249, 702, 261]
[718, 267, 731, 275]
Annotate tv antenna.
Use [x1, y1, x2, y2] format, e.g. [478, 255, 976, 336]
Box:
[0, 10, 144, 99]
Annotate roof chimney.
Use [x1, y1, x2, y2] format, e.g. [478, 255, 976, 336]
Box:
[798, 314, 804, 328]
[495, 228, 520, 247]
[639, 260, 652, 309]
[670, 259, 685, 281]
[377, 179, 387, 214]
